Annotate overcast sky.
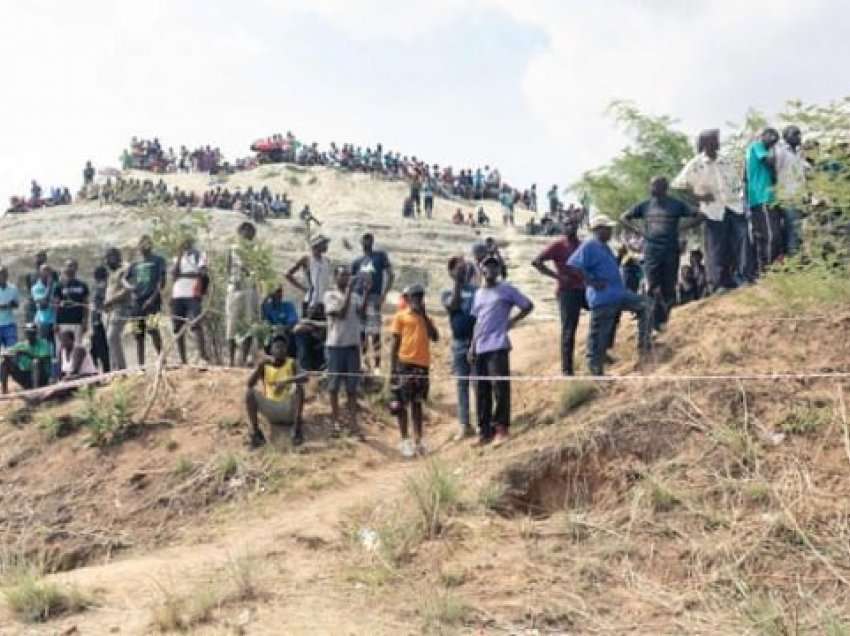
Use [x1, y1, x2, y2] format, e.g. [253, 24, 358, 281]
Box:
[2, 0, 849, 201]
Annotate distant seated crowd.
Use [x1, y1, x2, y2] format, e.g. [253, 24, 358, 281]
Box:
[6, 181, 73, 214]
[252, 131, 538, 210]
[121, 137, 256, 174]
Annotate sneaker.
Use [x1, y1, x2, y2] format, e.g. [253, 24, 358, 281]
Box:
[400, 439, 416, 459]
[249, 430, 267, 449]
[492, 427, 510, 448]
[416, 440, 429, 456]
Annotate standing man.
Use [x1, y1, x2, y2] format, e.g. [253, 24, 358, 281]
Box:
[672, 129, 748, 292]
[351, 233, 394, 374]
[103, 248, 130, 371]
[0, 267, 20, 350]
[568, 215, 651, 376]
[621, 176, 699, 332]
[532, 216, 585, 375]
[24, 251, 52, 322]
[390, 284, 439, 458]
[83, 161, 95, 187]
[31, 264, 58, 345]
[226, 222, 261, 367]
[286, 234, 331, 316]
[548, 184, 560, 216]
[53, 259, 90, 354]
[90, 265, 110, 372]
[441, 256, 478, 440]
[469, 255, 534, 447]
[123, 235, 166, 366]
[745, 128, 783, 273]
[324, 266, 368, 438]
[776, 125, 807, 256]
[422, 178, 434, 219]
[171, 236, 209, 365]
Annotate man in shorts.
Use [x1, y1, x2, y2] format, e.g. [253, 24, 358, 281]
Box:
[170, 236, 209, 364]
[1, 323, 51, 394]
[390, 284, 439, 458]
[227, 222, 260, 367]
[123, 235, 166, 366]
[245, 332, 306, 448]
[324, 266, 368, 438]
[351, 233, 394, 374]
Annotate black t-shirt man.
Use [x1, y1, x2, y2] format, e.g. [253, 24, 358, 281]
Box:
[54, 278, 90, 325]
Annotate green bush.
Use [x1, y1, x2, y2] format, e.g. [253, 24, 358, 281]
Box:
[3, 574, 90, 623]
[405, 460, 460, 539]
[558, 382, 598, 417]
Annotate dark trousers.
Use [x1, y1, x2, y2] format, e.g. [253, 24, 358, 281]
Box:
[704, 211, 736, 291]
[557, 288, 585, 375]
[90, 323, 110, 372]
[587, 292, 651, 376]
[643, 246, 679, 331]
[475, 349, 510, 440]
[749, 205, 784, 273]
[729, 211, 755, 285]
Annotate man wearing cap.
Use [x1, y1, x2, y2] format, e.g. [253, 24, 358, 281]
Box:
[532, 216, 585, 375]
[469, 254, 534, 446]
[0, 266, 20, 350]
[441, 256, 478, 440]
[226, 222, 261, 367]
[390, 283, 439, 458]
[351, 233, 394, 374]
[622, 176, 700, 331]
[1, 323, 52, 393]
[286, 234, 331, 317]
[568, 215, 651, 376]
[672, 129, 747, 292]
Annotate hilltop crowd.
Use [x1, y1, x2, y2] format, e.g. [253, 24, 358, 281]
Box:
[120, 138, 257, 174]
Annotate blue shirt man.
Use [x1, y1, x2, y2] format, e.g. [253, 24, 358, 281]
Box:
[441, 256, 477, 438]
[567, 215, 651, 376]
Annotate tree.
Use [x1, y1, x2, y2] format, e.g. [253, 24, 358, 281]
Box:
[570, 100, 694, 219]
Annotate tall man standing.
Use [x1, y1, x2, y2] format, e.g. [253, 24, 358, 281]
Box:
[170, 236, 209, 364]
[53, 259, 90, 353]
[441, 256, 477, 440]
[286, 234, 331, 316]
[226, 222, 260, 367]
[469, 255, 534, 447]
[745, 128, 783, 272]
[568, 216, 651, 376]
[621, 176, 699, 332]
[103, 248, 130, 371]
[123, 235, 166, 366]
[0, 267, 20, 350]
[776, 125, 807, 256]
[351, 233, 394, 374]
[532, 216, 584, 375]
[673, 129, 748, 292]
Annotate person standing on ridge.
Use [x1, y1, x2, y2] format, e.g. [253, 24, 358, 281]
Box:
[672, 129, 748, 292]
[776, 125, 808, 256]
[103, 248, 130, 371]
[226, 222, 261, 367]
[745, 128, 783, 273]
[351, 233, 394, 374]
[441, 256, 477, 440]
[568, 215, 651, 376]
[170, 236, 209, 364]
[390, 284, 439, 458]
[123, 235, 166, 366]
[469, 254, 534, 447]
[532, 216, 585, 375]
[0, 267, 20, 351]
[286, 234, 331, 317]
[621, 176, 700, 332]
[53, 259, 90, 356]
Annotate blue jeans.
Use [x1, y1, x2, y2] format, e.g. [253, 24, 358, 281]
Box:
[587, 292, 651, 376]
[451, 339, 472, 432]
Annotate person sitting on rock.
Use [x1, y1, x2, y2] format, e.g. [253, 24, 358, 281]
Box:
[0, 323, 51, 394]
[245, 332, 307, 448]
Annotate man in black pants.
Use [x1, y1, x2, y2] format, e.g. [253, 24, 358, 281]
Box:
[90, 265, 110, 371]
[469, 255, 534, 447]
[622, 177, 700, 332]
[532, 216, 584, 375]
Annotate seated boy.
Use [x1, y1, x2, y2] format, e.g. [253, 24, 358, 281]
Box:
[1, 323, 52, 394]
[245, 333, 306, 448]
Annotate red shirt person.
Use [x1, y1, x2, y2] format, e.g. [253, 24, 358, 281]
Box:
[532, 216, 585, 375]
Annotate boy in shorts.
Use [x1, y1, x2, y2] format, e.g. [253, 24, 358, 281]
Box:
[390, 284, 439, 458]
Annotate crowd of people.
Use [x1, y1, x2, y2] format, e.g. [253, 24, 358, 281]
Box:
[121, 137, 256, 174]
[6, 180, 73, 214]
[0, 122, 819, 459]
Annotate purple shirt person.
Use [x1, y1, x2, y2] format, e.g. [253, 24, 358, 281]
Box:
[469, 255, 533, 446]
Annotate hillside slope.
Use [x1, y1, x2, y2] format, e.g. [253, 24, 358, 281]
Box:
[1, 274, 849, 634]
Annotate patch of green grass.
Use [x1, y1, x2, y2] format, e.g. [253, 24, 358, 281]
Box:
[78, 383, 135, 447]
[477, 481, 506, 511]
[36, 413, 79, 440]
[558, 382, 598, 417]
[3, 574, 91, 623]
[779, 403, 832, 435]
[743, 481, 771, 505]
[648, 480, 680, 513]
[405, 460, 460, 539]
[421, 590, 472, 633]
[173, 456, 195, 478]
[742, 593, 792, 636]
[215, 452, 243, 483]
[742, 267, 850, 313]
